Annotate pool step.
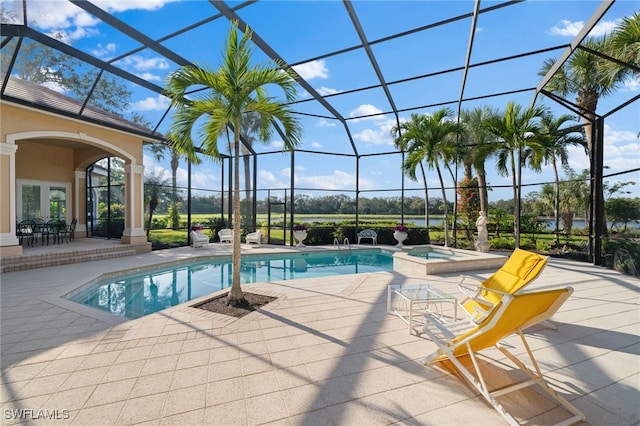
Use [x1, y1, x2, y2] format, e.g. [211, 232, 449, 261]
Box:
[1, 246, 138, 273]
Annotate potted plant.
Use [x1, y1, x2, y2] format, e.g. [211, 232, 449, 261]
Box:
[393, 225, 408, 248]
[292, 224, 308, 247]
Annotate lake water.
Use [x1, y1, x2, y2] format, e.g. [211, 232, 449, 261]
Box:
[299, 217, 636, 230]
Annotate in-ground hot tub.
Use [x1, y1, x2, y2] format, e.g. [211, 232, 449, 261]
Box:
[393, 245, 507, 275]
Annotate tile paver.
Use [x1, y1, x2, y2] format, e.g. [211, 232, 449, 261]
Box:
[1, 243, 639, 425]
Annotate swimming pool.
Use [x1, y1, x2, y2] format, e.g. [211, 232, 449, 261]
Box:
[393, 245, 507, 275]
[407, 246, 470, 260]
[65, 249, 393, 319]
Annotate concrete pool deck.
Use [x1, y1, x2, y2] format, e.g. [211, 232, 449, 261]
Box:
[1, 243, 638, 425]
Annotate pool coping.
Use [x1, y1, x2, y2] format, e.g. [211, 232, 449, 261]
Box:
[393, 245, 508, 275]
[46, 245, 398, 323]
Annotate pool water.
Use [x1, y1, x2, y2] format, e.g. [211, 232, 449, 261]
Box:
[407, 246, 470, 260]
[65, 249, 393, 319]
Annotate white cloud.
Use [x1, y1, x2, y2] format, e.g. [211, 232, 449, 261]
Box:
[136, 72, 162, 82]
[566, 125, 640, 172]
[549, 19, 620, 37]
[602, 139, 640, 171]
[566, 145, 590, 171]
[28, 3, 98, 29]
[317, 86, 340, 96]
[142, 154, 168, 177]
[293, 170, 375, 191]
[91, 43, 117, 59]
[120, 56, 170, 71]
[131, 95, 170, 111]
[310, 142, 323, 148]
[50, 26, 99, 42]
[270, 140, 284, 149]
[17, 0, 176, 41]
[353, 118, 397, 145]
[622, 76, 640, 92]
[292, 60, 328, 80]
[317, 118, 336, 128]
[257, 170, 286, 187]
[605, 124, 638, 145]
[349, 104, 384, 121]
[94, 0, 176, 12]
[190, 170, 218, 189]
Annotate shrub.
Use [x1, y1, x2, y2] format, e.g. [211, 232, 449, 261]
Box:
[602, 238, 640, 277]
[151, 217, 168, 229]
[490, 237, 514, 250]
[536, 240, 552, 253]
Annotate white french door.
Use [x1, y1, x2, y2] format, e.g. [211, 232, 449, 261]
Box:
[17, 179, 71, 222]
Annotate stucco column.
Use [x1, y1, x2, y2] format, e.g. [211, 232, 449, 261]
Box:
[0, 141, 21, 256]
[74, 170, 87, 236]
[121, 163, 149, 250]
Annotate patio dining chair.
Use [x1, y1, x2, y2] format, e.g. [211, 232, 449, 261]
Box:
[17, 220, 35, 247]
[458, 248, 548, 323]
[31, 218, 47, 245]
[57, 219, 77, 243]
[422, 286, 584, 426]
[44, 220, 62, 245]
[67, 218, 77, 242]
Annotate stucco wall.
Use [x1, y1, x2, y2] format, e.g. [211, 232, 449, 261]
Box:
[1, 101, 157, 253]
[0, 154, 10, 232]
[1, 103, 145, 165]
[15, 141, 75, 182]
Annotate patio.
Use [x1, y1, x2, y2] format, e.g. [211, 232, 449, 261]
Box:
[1, 245, 638, 425]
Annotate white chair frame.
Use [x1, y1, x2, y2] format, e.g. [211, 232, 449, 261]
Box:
[246, 230, 261, 246]
[218, 228, 233, 245]
[190, 230, 209, 248]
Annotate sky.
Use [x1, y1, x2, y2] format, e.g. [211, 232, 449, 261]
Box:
[3, 0, 639, 204]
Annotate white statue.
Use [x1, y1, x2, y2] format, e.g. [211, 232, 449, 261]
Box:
[475, 211, 489, 252]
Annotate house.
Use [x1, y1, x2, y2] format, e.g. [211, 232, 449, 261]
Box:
[1, 77, 163, 257]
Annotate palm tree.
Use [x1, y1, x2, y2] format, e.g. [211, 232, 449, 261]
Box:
[393, 108, 462, 247]
[392, 116, 431, 243]
[477, 101, 547, 248]
[539, 35, 628, 243]
[143, 170, 169, 240]
[539, 113, 587, 246]
[539, 36, 625, 162]
[240, 112, 261, 200]
[148, 140, 181, 229]
[610, 11, 640, 77]
[460, 106, 499, 214]
[164, 22, 302, 305]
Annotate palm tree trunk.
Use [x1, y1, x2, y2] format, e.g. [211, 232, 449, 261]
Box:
[580, 94, 608, 241]
[242, 146, 251, 200]
[436, 164, 449, 247]
[552, 158, 561, 247]
[146, 202, 156, 240]
[228, 131, 244, 304]
[420, 162, 431, 244]
[511, 152, 520, 248]
[445, 163, 457, 245]
[477, 169, 489, 214]
[171, 151, 179, 230]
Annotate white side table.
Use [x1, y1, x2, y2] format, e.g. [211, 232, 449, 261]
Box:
[387, 284, 458, 334]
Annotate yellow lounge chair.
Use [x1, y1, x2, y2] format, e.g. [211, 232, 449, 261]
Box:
[458, 248, 548, 323]
[422, 287, 584, 426]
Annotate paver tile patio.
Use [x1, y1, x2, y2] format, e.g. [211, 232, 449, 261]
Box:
[1, 245, 638, 425]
